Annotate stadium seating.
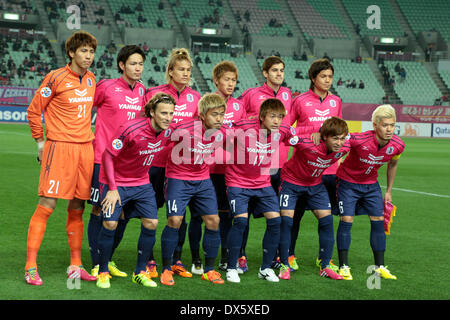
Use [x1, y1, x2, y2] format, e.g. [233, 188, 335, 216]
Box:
[383, 61, 441, 106]
[171, 0, 228, 29]
[45, 0, 104, 25]
[439, 70, 450, 93]
[106, 0, 171, 29]
[342, 0, 404, 37]
[0, 0, 36, 14]
[397, 0, 450, 42]
[332, 59, 385, 104]
[196, 52, 259, 97]
[287, 0, 351, 41]
[228, 0, 294, 37]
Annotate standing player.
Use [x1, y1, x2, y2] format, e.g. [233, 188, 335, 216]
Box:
[237, 56, 293, 271]
[278, 117, 349, 281]
[336, 104, 405, 280]
[287, 58, 342, 271]
[144, 48, 200, 279]
[225, 99, 299, 283]
[25, 31, 98, 285]
[95, 93, 176, 289]
[159, 93, 227, 286]
[88, 45, 146, 278]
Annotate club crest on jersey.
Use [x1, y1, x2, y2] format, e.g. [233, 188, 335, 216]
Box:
[187, 94, 194, 102]
[335, 152, 343, 158]
[112, 139, 123, 150]
[386, 146, 394, 155]
[233, 102, 240, 111]
[215, 133, 223, 142]
[139, 87, 144, 96]
[40, 87, 52, 98]
[282, 92, 289, 101]
[87, 78, 93, 87]
[273, 132, 281, 141]
[329, 99, 336, 107]
[164, 129, 172, 137]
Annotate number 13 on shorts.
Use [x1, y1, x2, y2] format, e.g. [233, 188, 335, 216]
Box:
[279, 194, 289, 208]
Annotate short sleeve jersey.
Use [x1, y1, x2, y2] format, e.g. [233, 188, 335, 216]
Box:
[238, 83, 293, 169]
[290, 89, 343, 175]
[281, 138, 350, 187]
[144, 83, 200, 168]
[27, 64, 96, 143]
[99, 118, 171, 187]
[93, 77, 146, 164]
[337, 131, 405, 184]
[225, 119, 299, 189]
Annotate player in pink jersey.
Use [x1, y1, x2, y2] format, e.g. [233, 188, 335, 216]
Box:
[224, 99, 299, 283]
[336, 105, 405, 281]
[286, 58, 342, 272]
[144, 48, 200, 279]
[159, 93, 228, 286]
[189, 61, 247, 274]
[95, 93, 176, 289]
[87, 45, 146, 278]
[278, 117, 350, 281]
[238, 56, 293, 271]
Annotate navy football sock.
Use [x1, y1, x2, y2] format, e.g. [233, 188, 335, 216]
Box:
[161, 225, 179, 271]
[135, 226, 156, 275]
[110, 218, 128, 261]
[262, 217, 281, 269]
[279, 216, 293, 265]
[289, 205, 305, 256]
[227, 217, 248, 270]
[318, 215, 335, 268]
[173, 219, 187, 263]
[97, 226, 115, 273]
[202, 227, 220, 273]
[370, 220, 386, 266]
[219, 211, 232, 250]
[87, 213, 102, 267]
[188, 216, 203, 259]
[239, 220, 250, 257]
[337, 221, 353, 267]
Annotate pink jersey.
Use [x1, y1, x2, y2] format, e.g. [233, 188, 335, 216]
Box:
[145, 84, 200, 168]
[239, 83, 293, 169]
[290, 89, 342, 175]
[93, 77, 146, 163]
[165, 120, 227, 181]
[99, 118, 171, 188]
[225, 119, 299, 189]
[210, 95, 247, 174]
[282, 137, 350, 186]
[337, 131, 405, 184]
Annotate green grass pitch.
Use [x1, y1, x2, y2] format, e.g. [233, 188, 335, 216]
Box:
[0, 123, 449, 300]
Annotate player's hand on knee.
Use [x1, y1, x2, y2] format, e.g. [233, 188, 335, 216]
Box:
[101, 190, 121, 215]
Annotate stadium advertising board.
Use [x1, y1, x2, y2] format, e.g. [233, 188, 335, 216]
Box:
[361, 121, 432, 137]
[343, 103, 450, 124]
[432, 123, 450, 138]
[0, 105, 29, 123]
[0, 86, 36, 106]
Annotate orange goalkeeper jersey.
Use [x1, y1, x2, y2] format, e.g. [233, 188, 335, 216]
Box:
[27, 64, 96, 143]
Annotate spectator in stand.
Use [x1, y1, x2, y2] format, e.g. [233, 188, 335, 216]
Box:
[355, 54, 362, 63]
[359, 80, 365, 89]
[399, 68, 406, 81]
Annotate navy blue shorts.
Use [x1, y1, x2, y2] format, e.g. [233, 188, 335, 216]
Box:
[337, 179, 384, 217]
[99, 183, 158, 221]
[87, 163, 101, 206]
[279, 180, 331, 211]
[210, 174, 230, 212]
[165, 178, 218, 218]
[149, 166, 166, 209]
[227, 186, 279, 218]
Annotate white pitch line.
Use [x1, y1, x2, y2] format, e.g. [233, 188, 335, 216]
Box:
[380, 185, 450, 199]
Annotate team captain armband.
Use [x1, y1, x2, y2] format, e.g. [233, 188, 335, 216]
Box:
[392, 154, 402, 160]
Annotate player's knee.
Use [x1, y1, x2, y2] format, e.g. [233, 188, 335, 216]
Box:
[340, 215, 354, 223]
[38, 196, 57, 210]
[91, 205, 101, 215]
[103, 220, 118, 230]
[142, 218, 158, 230]
[369, 215, 384, 221]
[203, 214, 220, 230]
[167, 216, 183, 229]
[68, 198, 85, 211]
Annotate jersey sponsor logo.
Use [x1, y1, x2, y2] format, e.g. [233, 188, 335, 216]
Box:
[329, 99, 336, 107]
[112, 139, 123, 150]
[175, 104, 187, 111]
[74, 89, 88, 97]
[306, 102, 313, 106]
[259, 95, 266, 100]
[359, 153, 385, 165]
[233, 103, 240, 111]
[125, 96, 140, 105]
[118, 104, 142, 110]
[368, 154, 384, 161]
[115, 87, 123, 92]
[315, 109, 330, 117]
[190, 142, 214, 154]
[247, 141, 275, 154]
[147, 141, 162, 149]
[139, 140, 164, 155]
[307, 157, 332, 168]
[40, 87, 52, 98]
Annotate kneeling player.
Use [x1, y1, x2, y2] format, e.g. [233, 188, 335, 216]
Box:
[279, 117, 349, 280]
[225, 99, 298, 283]
[96, 93, 175, 288]
[336, 104, 405, 280]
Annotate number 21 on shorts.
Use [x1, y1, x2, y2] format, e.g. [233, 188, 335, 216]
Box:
[48, 179, 60, 194]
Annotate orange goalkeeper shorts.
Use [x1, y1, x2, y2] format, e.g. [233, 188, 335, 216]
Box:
[38, 140, 94, 200]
